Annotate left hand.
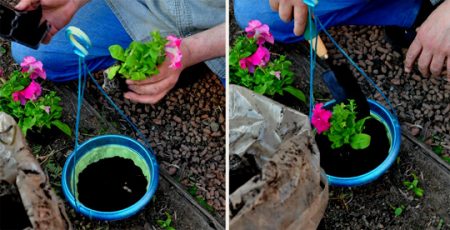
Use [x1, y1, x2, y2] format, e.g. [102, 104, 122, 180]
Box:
[405, 0, 450, 78]
[124, 60, 184, 104]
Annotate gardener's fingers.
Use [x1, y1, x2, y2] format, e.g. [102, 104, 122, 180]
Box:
[405, 37, 422, 73]
[126, 73, 166, 85]
[123, 91, 167, 105]
[418, 50, 433, 77]
[269, 0, 279, 11]
[429, 54, 445, 77]
[447, 58, 450, 79]
[293, 3, 308, 36]
[278, 0, 293, 22]
[15, 0, 40, 11]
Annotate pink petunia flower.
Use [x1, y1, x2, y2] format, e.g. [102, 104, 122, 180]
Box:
[12, 80, 42, 105]
[311, 103, 332, 134]
[43, 106, 51, 114]
[20, 56, 46, 80]
[0, 68, 3, 77]
[165, 35, 183, 69]
[270, 71, 281, 80]
[245, 20, 274, 45]
[239, 45, 270, 73]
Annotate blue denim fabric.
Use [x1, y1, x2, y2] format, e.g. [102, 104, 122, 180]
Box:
[12, 0, 225, 84]
[234, 0, 423, 43]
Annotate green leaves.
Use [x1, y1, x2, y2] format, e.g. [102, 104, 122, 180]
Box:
[324, 100, 371, 150]
[0, 70, 71, 137]
[107, 31, 167, 81]
[283, 86, 306, 102]
[403, 173, 424, 198]
[394, 205, 404, 217]
[156, 212, 176, 230]
[350, 133, 371, 149]
[229, 36, 306, 103]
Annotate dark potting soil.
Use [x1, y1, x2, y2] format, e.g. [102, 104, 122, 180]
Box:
[229, 154, 260, 194]
[317, 118, 390, 177]
[0, 194, 32, 229]
[77, 156, 147, 211]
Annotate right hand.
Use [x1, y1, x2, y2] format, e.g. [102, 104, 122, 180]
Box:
[15, 0, 84, 43]
[269, 0, 308, 36]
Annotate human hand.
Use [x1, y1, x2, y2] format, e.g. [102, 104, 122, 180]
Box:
[124, 60, 184, 104]
[124, 23, 225, 105]
[269, 0, 308, 36]
[15, 0, 87, 43]
[405, 1, 450, 79]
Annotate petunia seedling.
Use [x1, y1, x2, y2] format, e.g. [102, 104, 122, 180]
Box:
[0, 57, 71, 136]
[107, 31, 183, 81]
[229, 20, 306, 103]
[319, 100, 371, 150]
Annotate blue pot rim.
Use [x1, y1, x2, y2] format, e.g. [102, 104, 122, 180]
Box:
[61, 134, 159, 221]
[323, 99, 401, 187]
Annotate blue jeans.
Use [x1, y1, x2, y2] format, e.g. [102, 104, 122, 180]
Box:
[234, 0, 423, 43]
[12, 0, 132, 82]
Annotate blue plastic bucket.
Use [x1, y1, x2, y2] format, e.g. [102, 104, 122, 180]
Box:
[323, 99, 401, 186]
[62, 135, 159, 221]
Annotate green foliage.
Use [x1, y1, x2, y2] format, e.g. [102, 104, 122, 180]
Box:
[432, 145, 444, 155]
[403, 173, 424, 198]
[156, 212, 176, 230]
[394, 205, 405, 217]
[188, 185, 215, 213]
[229, 36, 305, 103]
[324, 100, 371, 150]
[0, 71, 71, 136]
[108, 31, 167, 81]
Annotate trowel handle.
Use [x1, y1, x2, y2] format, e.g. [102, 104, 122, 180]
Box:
[307, 35, 328, 59]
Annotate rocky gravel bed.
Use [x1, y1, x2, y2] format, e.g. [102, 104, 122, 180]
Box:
[323, 25, 450, 163]
[86, 66, 226, 217]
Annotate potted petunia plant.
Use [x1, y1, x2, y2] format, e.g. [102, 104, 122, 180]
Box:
[0, 56, 71, 137]
[230, 20, 306, 103]
[311, 96, 401, 186]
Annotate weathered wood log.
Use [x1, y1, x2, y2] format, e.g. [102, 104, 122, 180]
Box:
[0, 112, 72, 230]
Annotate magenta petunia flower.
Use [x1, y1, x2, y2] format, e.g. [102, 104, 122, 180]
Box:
[245, 20, 274, 45]
[239, 45, 270, 73]
[20, 56, 46, 80]
[12, 80, 42, 105]
[165, 35, 183, 69]
[311, 103, 332, 134]
[0, 68, 3, 77]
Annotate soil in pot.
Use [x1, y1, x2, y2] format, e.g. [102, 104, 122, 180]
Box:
[77, 156, 148, 211]
[316, 117, 390, 177]
[0, 194, 32, 229]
